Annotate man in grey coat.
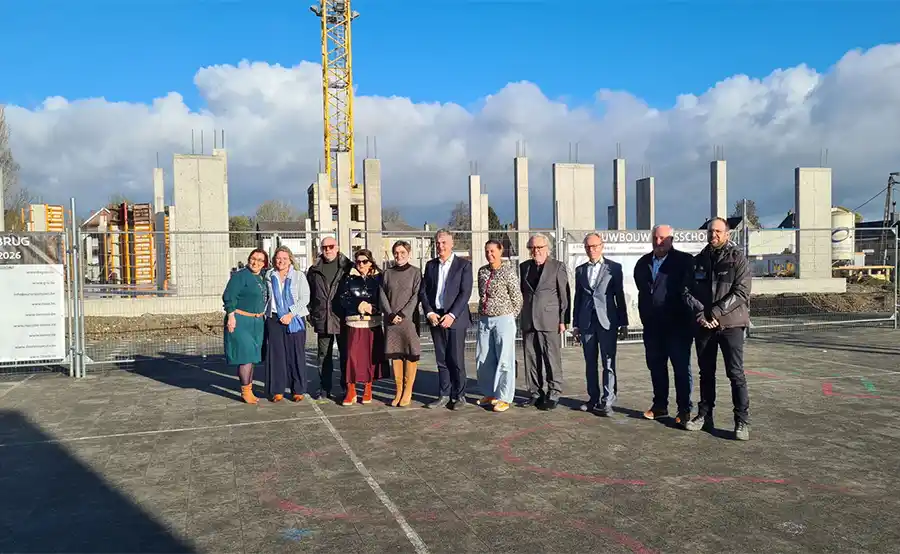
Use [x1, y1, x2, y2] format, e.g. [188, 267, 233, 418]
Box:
[306, 236, 353, 400]
[518, 233, 571, 410]
[683, 217, 752, 440]
[572, 232, 629, 416]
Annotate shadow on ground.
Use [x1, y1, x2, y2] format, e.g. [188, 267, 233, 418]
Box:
[0, 410, 193, 553]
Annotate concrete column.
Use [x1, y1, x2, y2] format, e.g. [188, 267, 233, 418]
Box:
[480, 193, 489, 240]
[607, 206, 616, 230]
[336, 152, 352, 254]
[552, 163, 596, 231]
[710, 160, 727, 219]
[152, 167, 165, 289]
[172, 152, 229, 296]
[468, 174, 483, 259]
[794, 167, 832, 279]
[363, 158, 383, 263]
[514, 157, 529, 260]
[315, 173, 332, 233]
[636, 177, 655, 230]
[303, 218, 313, 270]
[153, 168, 165, 215]
[612, 158, 626, 230]
[167, 206, 177, 287]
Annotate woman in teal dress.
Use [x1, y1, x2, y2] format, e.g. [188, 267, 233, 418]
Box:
[223, 248, 270, 404]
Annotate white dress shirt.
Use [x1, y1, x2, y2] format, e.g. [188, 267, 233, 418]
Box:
[434, 253, 455, 311]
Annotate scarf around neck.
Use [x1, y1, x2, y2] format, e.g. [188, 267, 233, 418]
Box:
[271, 267, 304, 333]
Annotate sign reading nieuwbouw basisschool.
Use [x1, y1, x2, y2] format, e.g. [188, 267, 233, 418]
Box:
[0, 234, 67, 363]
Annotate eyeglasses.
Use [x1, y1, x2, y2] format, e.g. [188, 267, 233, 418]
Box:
[356, 259, 371, 265]
[321, 244, 336, 250]
[249, 256, 266, 263]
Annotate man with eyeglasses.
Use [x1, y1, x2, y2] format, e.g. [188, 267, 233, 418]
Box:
[683, 217, 752, 440]
[307, 236, 353, 401]
[518, 233, 570, 410]
[571, 232, 628, 416]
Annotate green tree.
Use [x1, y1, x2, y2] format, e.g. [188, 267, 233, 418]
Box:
[229, 215, 255, 247]
[107, 193, 137, 209]
[487, 205, 501, 230]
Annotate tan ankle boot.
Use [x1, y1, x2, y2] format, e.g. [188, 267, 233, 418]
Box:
[240, 384, 258, 404]
[399, 361, 417, 407]
[390, 360, 404, 406]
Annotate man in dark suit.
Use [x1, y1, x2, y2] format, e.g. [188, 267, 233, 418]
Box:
[419, 229, 473, 410]
[572, 232, 628, 416]
[634, 224, 695, 427]
[519, 233, 570, 410]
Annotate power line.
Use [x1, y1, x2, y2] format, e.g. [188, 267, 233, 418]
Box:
[851, 184, 889, 213]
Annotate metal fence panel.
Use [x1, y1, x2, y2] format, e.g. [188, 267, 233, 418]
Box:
[0, 230, 74, 376]
[71, 222, 899, 373]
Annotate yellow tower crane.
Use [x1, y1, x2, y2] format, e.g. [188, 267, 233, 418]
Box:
[310, 1, 359, 191]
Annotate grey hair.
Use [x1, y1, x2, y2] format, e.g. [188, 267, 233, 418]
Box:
[434, 228, 454, 241]
[527, 233, 550, 248]
[651, 224, 674, 234]
[582, 232, 603, 245]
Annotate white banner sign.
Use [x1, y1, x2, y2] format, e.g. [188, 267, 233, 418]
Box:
[565, 230, 709, 330]
[0, 234, 67, 363]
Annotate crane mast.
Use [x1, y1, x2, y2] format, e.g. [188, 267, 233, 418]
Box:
[310, 0, 358, 191]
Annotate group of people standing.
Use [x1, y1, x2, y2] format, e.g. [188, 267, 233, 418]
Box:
[222, 216, 753, 440]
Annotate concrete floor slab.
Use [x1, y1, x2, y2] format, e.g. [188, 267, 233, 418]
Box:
[1, 327, 899, 552]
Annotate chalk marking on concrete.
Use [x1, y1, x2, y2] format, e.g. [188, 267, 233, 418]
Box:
[821, 382, 899, 401]
[0, 374, 35, 400]
[861, 378, 877, 393]
[0, 409, 406, 448]
[778, 350, 898, 375]
[310, 401, 429, 554]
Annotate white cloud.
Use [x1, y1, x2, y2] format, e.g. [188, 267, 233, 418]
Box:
[6, 44, 900, 229]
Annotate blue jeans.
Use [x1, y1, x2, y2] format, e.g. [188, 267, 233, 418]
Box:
[475, 314, 517, 404]
[580, 320, 618, 409]
[643, 326, 693, 414]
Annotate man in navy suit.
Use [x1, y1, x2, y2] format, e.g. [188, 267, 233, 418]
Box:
[419, 229, 473, 410]
[634, 224, 695, 427]
[572, 232, 628, 415]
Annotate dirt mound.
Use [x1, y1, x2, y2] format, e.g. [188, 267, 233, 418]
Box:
[84, 313, 224, 337]
[751, 280, 894, 316]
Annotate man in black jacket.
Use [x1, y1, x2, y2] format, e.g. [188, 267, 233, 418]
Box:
[307, 236, 353, 400]
[634, 224, 695, 427]
[683, 217, 752, 440]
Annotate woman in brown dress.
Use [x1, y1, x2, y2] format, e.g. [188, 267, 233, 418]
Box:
[337, 249, 385, 406]
[379, 241, 422, 407]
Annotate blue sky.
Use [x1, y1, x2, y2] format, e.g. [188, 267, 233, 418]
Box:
[3, 0, 898, 111]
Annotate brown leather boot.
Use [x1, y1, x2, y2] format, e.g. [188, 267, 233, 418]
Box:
[390, 360, 404, 407]
[399, 361, 417, 407]
[362, 382, 373, 404]
[342, 384, 357, 406]
[240, 384, 258, 405]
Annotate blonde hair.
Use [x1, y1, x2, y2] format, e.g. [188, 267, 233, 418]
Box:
[273, 245, 297, 268]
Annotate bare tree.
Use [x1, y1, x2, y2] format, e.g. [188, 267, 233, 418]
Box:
[1, 105, 32, 230]
[731, 199, 761, 228]
[255, 200, 305, 222]
[382, 206, 405, 224]
[447, 201, 471, 249]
